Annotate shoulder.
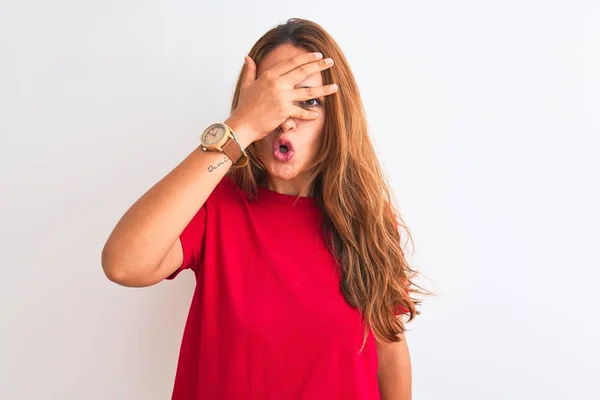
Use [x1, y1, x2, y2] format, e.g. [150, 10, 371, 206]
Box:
[217, 175, 245, 197]
[207, 175, 248, 208]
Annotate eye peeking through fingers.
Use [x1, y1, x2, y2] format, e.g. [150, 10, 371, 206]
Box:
[297, 98, 323, 108]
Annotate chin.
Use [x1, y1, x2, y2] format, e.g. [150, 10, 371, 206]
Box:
[264, 160, 303, 181]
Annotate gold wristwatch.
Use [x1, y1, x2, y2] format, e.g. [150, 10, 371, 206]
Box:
[199, 122, 248, 168]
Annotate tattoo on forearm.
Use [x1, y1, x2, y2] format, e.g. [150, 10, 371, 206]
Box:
[208, 156, 230, 172]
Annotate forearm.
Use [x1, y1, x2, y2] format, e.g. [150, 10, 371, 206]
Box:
[377, 334, 412, 400]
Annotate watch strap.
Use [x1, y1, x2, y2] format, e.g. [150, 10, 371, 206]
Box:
[222, 136, 243, 166]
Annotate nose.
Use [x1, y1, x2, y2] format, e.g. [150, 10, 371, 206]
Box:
[279, 117, 297, 133]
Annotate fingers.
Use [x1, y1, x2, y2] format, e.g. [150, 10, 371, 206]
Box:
[291, 84, 338, 101]
[266, 52, 324, 78]
[288, 105, 321, 121]
[240, 56, 257, 89]
[281, 57, 335, 86]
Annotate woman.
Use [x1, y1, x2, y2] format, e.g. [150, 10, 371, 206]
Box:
[102, 18, 421, 400]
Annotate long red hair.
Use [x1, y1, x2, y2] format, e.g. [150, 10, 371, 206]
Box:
[227, 18, 423, 347]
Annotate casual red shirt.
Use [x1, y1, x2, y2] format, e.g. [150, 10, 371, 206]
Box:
[165, 176, 381, 399]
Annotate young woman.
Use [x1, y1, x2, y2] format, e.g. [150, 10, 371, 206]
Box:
[102, 18, 421, 400]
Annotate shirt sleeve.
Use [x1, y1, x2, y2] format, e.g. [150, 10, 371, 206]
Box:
[164, 176, 231, 280]
[164, 204, 207, 280]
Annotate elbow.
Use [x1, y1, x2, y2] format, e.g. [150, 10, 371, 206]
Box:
[101, 245, 127, 285]
[101, 245, 157, 288]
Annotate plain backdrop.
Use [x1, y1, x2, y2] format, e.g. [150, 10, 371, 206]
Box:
[1, 1, 598, 399]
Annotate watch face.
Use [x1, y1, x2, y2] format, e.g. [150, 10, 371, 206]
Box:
[202, 124, 226, 146]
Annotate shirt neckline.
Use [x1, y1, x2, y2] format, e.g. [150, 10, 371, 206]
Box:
[257, 185, 320, 209]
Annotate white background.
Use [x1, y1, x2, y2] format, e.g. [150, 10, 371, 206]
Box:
[1, 1, 598, 399]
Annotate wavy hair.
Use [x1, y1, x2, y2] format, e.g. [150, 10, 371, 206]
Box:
[227, 18, 423, 347]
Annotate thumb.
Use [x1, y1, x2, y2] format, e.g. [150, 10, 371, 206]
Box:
[240, 56, 256, 89]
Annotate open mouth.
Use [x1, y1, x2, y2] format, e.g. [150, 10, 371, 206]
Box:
[272, 137, 295, 162]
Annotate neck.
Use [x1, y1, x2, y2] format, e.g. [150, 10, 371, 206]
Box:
[265, 175, 314, 197]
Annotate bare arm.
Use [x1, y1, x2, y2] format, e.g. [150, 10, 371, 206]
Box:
[101, 118, 252, 288]
[376, 330, 412, 400]
[101, 52, 338, 287]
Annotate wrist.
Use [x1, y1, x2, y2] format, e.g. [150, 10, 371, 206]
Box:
[224, 117, 255, 149]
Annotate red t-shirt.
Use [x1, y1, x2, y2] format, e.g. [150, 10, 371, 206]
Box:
[165, 176, 381, 399]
